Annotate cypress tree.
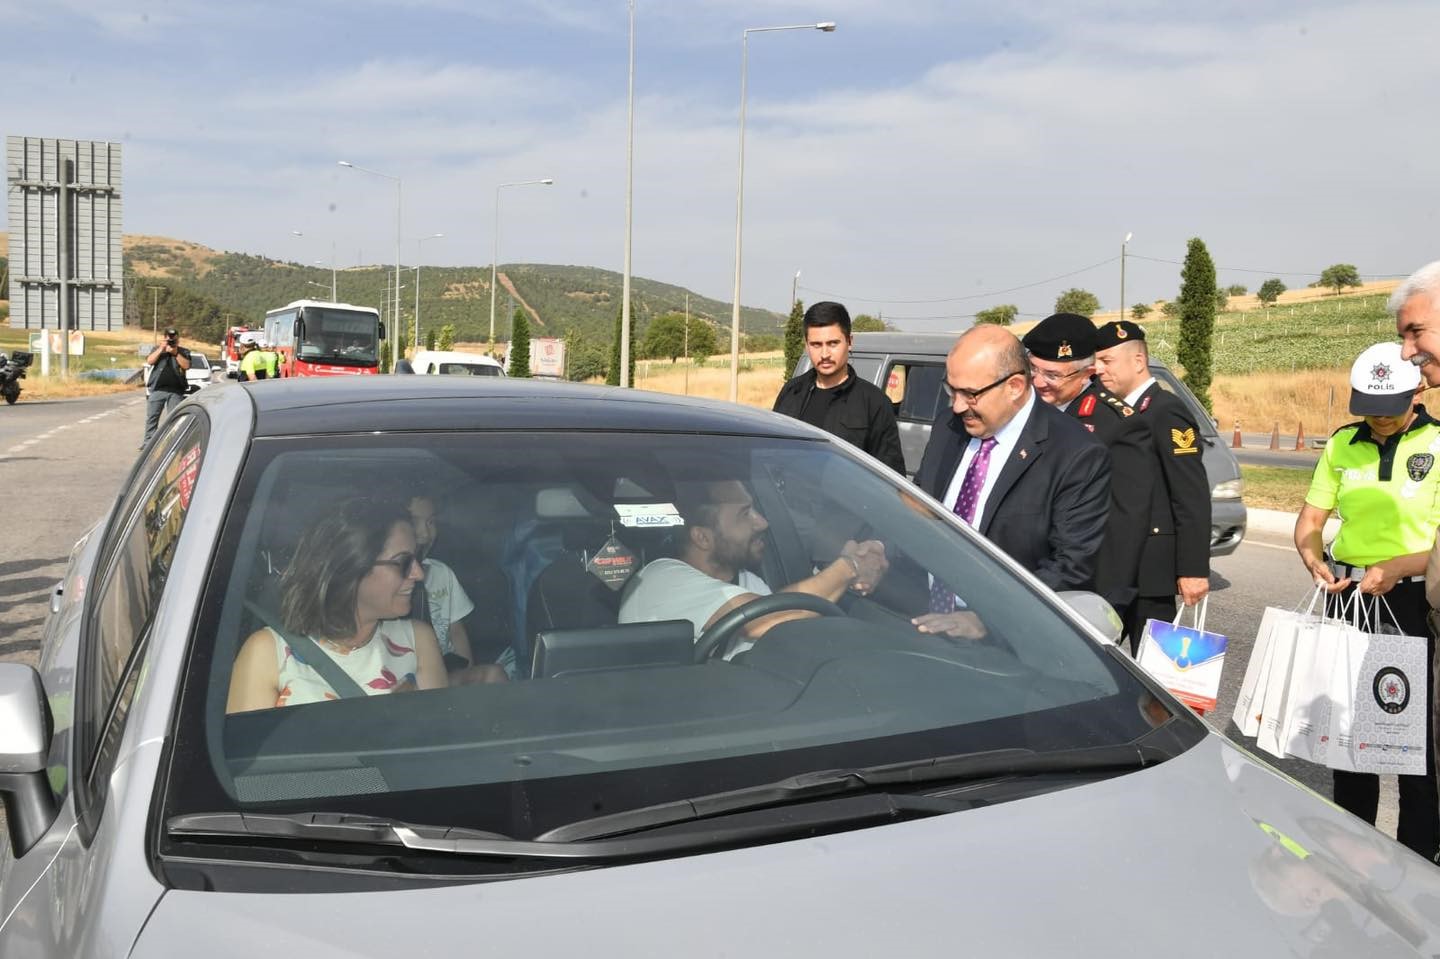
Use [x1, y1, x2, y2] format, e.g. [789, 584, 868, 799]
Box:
[783, 299, 805, 382]
[510, 308, 532, 378]
[1177, 237, 1217, 413]
[607, 307, 622, 386]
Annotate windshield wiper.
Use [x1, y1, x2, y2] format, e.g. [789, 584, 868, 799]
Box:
[167, 800, 958, 862]
[539, 734, 1174, 844]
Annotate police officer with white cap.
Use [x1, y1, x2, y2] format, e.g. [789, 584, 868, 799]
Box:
[1295, 341, 1440, 860]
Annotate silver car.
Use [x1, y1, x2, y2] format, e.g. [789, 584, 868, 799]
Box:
[1, 377, 1436, 956]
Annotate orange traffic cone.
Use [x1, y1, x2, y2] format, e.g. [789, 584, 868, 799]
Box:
[1232, 420, 1242, 449]
[1295, 422, 1306, 451]
[1269, 422, 1280, 451]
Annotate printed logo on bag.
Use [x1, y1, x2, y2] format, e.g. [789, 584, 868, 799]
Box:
[1372, 667, 1411, 715]
[1407, 453, 1435, 482]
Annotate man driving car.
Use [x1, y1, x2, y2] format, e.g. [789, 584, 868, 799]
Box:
[618, 479, 888, 657]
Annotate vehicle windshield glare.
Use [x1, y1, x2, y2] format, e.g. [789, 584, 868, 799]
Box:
[171, 430, 1174, 842]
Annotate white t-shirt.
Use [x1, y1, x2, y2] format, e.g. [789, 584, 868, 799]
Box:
[618, 558, 771, 656]
[422, 558, 474, 655]
[271, 619, 419, 707]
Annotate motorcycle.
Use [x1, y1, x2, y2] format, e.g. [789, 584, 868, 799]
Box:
[0, 350, 33, 405]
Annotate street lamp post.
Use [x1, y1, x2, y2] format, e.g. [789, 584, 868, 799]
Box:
[295, 230, 339, 300]
[792, 269, 801, 311]
[620, 0, 637, 387]
[147, 285, 166, 340]
[414, 233, 444, 350]
[728, 21, 836, 402]
[490, 178, 554, 349]
[339, 160, 402, 368]
[1120, 231, 1133, 324]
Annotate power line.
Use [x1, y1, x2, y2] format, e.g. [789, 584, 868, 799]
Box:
[798, 255, 1120, 305]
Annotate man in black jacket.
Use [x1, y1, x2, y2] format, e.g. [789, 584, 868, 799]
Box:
[142, 327, 191, 449]
[1021, 312, 1155, 617]
[1094, 320, 1212, 650]
[773, 302, 905, 474]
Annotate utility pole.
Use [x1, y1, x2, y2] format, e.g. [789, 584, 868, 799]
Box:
[147, 286, 166, 340]
[684, 292, 690, 396]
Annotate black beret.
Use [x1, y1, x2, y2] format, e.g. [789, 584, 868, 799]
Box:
[1021, 312, 1097, 361]
[1095, 320, 1146, 351]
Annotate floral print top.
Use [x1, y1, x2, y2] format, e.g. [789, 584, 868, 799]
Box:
[270, 619, 419, 707]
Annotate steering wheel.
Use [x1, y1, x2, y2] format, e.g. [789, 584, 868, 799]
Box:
[694, 592, 847, 663]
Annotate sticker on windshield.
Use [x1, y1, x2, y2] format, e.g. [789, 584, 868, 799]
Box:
[614, 503, 685, 528]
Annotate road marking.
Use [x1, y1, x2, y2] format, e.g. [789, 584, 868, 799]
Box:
[0, 397, 138, 462]
[1242, 539, 1294, 553]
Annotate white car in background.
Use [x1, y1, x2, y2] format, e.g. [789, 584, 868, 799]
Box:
[411, 349, 505, 376]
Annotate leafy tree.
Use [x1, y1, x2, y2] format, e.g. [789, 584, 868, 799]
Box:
[606, 304, 636, 387]
[1130, 303, 1152, 319]
[852, 313, 886, 333]
[642, 312, 719, 363]
[1225, 284, 1247, 297]
[437, 324, 456, 351]
[783, 299, 805, 381]
[1177, 237, 1217, 413]
[975, 304, 1018, 326]
[1319, 263, 1362, 296]
[1257, 278, 1286, 306]
[509, 308, 532, 378]
[1214, 290, 1229, 313]
[566, 329, 607, 381]
[1054, 288, 1100, 317]
[1159, 300, 1178, 317]
[424, 328, 437, 351]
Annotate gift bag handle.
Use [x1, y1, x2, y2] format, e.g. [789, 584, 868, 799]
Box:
[1172, 594, 1210, 635]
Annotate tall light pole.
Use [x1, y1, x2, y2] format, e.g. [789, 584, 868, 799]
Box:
[620, 0, 637, 387]
[147, 285, 166, 340]
[339, 160, 402, 368]
[295, 230, 339, 301]
[1120, 231, 1133, 324]
[728, 21, 836, 402]
[791, 269, 801, 311]
[490, 178, 554, 348]
[414, 233, 444, 350]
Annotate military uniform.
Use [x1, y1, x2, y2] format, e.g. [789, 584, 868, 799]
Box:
[1095, 321, 1212, 647]
[1021, 313, 1156, 613]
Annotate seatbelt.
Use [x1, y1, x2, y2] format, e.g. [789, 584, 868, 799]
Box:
[244, 601, 366, 700]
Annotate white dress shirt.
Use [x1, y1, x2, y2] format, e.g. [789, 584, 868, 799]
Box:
[1124, 376, 1157, 408]
[942, 389, 1037, 528]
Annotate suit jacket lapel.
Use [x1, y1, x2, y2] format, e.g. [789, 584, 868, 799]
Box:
[978, 405, 1048, 534]
[929, 417, 970, 500]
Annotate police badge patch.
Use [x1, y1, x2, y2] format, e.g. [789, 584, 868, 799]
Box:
[1408, 453, 1435, 482]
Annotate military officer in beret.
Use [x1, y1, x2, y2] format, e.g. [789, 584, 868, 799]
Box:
[1094, 320, 1212, 649]
[1021, 313, 1155, 621]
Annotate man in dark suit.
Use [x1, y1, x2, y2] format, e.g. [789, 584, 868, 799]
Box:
[1021, 313, 1155, 618]
[1094, 320, 1212, 650]
[914, 325, 1111, 609]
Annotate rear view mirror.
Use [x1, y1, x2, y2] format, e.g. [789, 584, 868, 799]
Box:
[0, 663, 58, 855]
[1056, 591, 1124, 645]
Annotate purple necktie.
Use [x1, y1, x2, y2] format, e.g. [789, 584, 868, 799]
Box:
[929, 437, 997, 612]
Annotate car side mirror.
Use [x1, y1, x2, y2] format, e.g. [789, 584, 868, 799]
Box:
[1056, 591, 1124, 645]
[0, 663, 58, 856]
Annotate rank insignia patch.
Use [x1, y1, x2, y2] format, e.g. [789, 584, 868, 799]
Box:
[1077, 395, 1097, 417]
[1171, 427, 1198, 454]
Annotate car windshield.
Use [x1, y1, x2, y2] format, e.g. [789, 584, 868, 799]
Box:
[191, 353, 209, 369]
[168, 429, 1179, 843]
[296, 307, 380, 365]
[437, 362, 502, 376]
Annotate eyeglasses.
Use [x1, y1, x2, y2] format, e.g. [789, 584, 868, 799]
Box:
[372, 552, 422, 574]
[942, 370, 1025, 405]
[1028, 364, 1090, 385]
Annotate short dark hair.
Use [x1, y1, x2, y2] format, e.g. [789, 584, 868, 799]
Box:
[804, 301, 851, 338]
[279, 497, 411, 639]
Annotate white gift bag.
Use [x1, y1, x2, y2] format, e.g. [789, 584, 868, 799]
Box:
[1338, 596, 1429, 776]
[1233, 587, 1324, 738]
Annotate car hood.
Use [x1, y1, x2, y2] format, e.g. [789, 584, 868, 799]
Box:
[138, 735, 1440, 956]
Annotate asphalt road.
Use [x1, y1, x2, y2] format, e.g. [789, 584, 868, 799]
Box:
[0, 388, 1401, 837]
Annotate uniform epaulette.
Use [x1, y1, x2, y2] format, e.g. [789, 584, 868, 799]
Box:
[1099, 390, 1136, 417]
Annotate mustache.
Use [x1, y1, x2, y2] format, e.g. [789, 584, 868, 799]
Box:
[1412, 352, 1436, 367]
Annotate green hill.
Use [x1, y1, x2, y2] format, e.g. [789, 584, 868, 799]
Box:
[118, 237, 784, 350]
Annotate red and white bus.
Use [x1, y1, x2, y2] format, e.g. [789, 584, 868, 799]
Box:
[263, 300, 385, 377]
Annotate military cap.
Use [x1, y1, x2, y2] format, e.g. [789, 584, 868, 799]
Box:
[1094, 319, 1146, 351]
[1022, 312, 1097, 361]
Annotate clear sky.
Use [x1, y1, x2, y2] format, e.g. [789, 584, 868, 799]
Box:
[3, 0, 1436, 328]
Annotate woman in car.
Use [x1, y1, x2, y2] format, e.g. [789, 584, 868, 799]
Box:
[227, 498, 499, 712]
[1292, 341, 1440, 861]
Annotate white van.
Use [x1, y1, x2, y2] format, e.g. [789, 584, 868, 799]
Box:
[411, 350, 506, 377]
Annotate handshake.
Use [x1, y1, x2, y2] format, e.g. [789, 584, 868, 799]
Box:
[838, 539, 889, 595]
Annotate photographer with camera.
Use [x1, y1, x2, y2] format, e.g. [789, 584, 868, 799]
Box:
[142, 327, 191, 449]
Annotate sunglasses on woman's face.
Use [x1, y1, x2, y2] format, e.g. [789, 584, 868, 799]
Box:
[372, 552, 422, 574]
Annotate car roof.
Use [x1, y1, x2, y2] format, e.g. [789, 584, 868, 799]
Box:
[235, 376, 822, 439]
